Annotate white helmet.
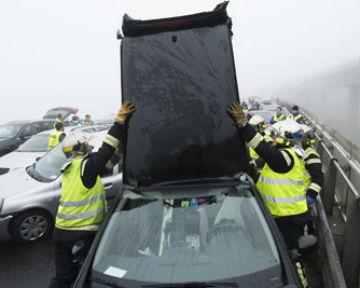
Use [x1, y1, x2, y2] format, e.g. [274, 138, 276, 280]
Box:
[249, 114, 265, 126]
[249, 115, 266, 133]
[62, 130, 93, 158]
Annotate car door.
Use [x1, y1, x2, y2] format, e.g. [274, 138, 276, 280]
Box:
[39, 121, 55, 132]
[13, 124, 36, 150]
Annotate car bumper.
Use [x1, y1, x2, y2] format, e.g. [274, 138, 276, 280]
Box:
[0, 215, 13, 241]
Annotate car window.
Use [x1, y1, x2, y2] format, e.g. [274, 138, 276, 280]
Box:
[92, 187, 282, 287]
[17, 133, 50, 152]
[0, 125, 22, 138]
[21, 124, 39, 137]
[39, 121, 55, 131]
[32, 144, 66, 180]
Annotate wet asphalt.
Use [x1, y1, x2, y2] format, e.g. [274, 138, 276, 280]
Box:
[0, 235, 55, 288]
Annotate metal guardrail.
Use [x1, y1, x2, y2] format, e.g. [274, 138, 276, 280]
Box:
[314, 198, 347, 288]
[304, 112, 360, 288]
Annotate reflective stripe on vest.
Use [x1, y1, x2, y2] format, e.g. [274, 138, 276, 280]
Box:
[55, 158, 107, 231]
[264, 135, 273, 143]
[303, 147, 321, 188]
[48, 131, 63, 150]
[249, 147, 259, 160]
[54, 118, 64, 128]
[304, 147, 320, 159]
[71, 121, 81, 126]
[256, 148, 307, 217]
[248, 132, 264, 149]
[290, 113, 303, 122]
[273, 114, 285, 122]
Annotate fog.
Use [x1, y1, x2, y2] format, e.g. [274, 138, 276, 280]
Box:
[1, 0, 360, 137]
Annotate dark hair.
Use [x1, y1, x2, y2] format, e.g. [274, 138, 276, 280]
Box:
[292, 105, 299, 111]
[55, 122, 64, 130]
[85, 114, 90, 118]
[277, 106, 282, 110]
[57, 113, 63, 119]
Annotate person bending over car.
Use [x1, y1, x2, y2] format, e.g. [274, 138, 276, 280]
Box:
[228, 103, 316, 251]
[48, 101, 135, 288]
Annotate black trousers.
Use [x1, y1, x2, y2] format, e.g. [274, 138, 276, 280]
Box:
[48, 229, 96, 288]
[275, 212, 309, 250]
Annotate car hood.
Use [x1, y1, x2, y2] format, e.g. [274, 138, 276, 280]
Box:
[0, 168, 43, 199]
[0, 151, 44, 170]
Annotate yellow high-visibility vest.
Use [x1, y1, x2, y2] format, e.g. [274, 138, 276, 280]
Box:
[256, 148, 307, 217]
[48, 131, 64, 150]
[273, 114, 285, 122]
[290, 114, 303, 123]
[55, 158, 107, 231]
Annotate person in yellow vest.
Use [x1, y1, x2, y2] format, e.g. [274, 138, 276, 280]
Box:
[48, 122, 66, 151]
[270, 107, 285, 124]
[301, 129, 323, 207]
[70, 115, 82, 126]
[54, 113, 65, 128]
[228, 103, 310, 250]
[48, 101, 135, 288]
[83, 114, 94, 126]
[248, 115, 273, 172]
[290, 105, 304, 124]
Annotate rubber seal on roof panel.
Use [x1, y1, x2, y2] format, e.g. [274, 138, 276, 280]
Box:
[121, 1, 231, 37]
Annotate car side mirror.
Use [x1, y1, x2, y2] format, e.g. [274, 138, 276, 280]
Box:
[35, 157, 41, 161]
[298, 235, 318, 255]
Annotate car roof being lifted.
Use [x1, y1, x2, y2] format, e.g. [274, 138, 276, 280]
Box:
[121, 2, 251, 188]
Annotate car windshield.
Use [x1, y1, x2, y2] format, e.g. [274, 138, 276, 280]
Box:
[31, 144, 66, 181]
[92, 186, 282, 287]
[17, 133, 49, 152]
[0, 125, 22, 138]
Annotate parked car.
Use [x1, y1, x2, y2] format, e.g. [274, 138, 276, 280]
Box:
[0, 130, 123, 242]
[74, 177, 315, 288]
[0, 120, 55, 157]
[0, 125, 109, 175]
[43, 107, 79, 121]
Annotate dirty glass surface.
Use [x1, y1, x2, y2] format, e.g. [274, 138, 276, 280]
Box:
[92, 187, 282, 287]
[121, 25, 250, 187]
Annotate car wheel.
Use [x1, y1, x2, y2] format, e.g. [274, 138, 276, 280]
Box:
[10, 210, 54, 242]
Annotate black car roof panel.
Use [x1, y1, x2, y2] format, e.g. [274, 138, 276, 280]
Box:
[121, 3, 250, 188]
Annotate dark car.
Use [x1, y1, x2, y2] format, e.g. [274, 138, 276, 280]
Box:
[72, 3, 315, 287]
[74, 177, 314, 288]
[0, 120, 55, 157]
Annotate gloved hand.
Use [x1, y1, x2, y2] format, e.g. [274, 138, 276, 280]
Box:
[227, 102, 248, 128]
[115, 101, 135, 123]
[306, 195, 315, 207]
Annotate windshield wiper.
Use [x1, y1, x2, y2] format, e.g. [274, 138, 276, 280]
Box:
[142, 281, 238, 288]
[89, 276, 127, 288]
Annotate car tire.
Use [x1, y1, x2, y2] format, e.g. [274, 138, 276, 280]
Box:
[9, 209, 54, 243]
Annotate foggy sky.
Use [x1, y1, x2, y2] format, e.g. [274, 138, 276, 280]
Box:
[1, 0, 360, 125]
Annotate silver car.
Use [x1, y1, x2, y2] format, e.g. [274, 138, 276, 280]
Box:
[0, 130, 123, 242]
[0, 125, 108, 175]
